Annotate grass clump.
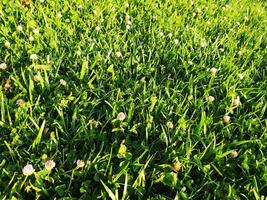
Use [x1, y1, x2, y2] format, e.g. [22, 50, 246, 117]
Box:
[0, 0, 266, 199]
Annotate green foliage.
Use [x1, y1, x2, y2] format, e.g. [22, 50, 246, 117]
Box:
[0, 0, 266, 199]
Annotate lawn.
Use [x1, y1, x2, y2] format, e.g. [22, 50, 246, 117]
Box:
[0, 0, 266, 199]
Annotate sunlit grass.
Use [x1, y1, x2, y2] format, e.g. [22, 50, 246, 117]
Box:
[0, 0, 266, 199]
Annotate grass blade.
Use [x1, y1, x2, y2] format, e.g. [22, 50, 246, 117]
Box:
[32, 120, 46, 149]
[100, 179, 116, 200]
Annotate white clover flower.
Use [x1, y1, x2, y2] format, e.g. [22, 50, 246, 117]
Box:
[111, 7, 116, 11]
[126, 25, 131, 30]
[210, 67, 217, 76]
[78, 5, 83, 9]
[117, 112, 126, 121]
[230, 150, 238, 158]
[95, 26, 100, 31]
[33, 28, 39, 34]
[29, 36, 34, 41]
[4, 41, 10, 48]
[238, 73, 244, 80]
[45, 160, 56, 171]
[57, 13, 62, 18]
[100, 18, 104, 23]
[17, 25, 23, 31]
[219, 48, 225, 52]
[223, 115, 230, 124]
[188, 60, 193, 65]
[115, 51, 122, 58]
[208, 96, 215, 102]
[34, 75, 40, 82]
[40, 0, 45, 2]
[168, 32, 173, 38]
[127, 20, 132, 25]
[233, 99, 240, 106]
[237, 22, 241, 26]
[125, 2, 129, 7]
[192, 12, 196, 17]
[233, 96, 241, 107]
[166, 121, 174, 129]
[16, 99, 25, 106]
[200, 42, 206, 48]
[174, 39, 179, 45]
[0, 63, 7, 70]
[30, 54, 38, 60]
[76, 160, 85, 168]
[60, 79, 66, 86]
[172, 161, 182, 173]
[76, 50, 82, 56]
[23, 164, 35, 176]
[159, 32, 164, 37]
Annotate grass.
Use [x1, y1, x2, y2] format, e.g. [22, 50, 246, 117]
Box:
[0, 0, 266, 199]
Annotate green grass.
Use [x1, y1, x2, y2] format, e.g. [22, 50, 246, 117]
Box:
[0, 0, 266, 199]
